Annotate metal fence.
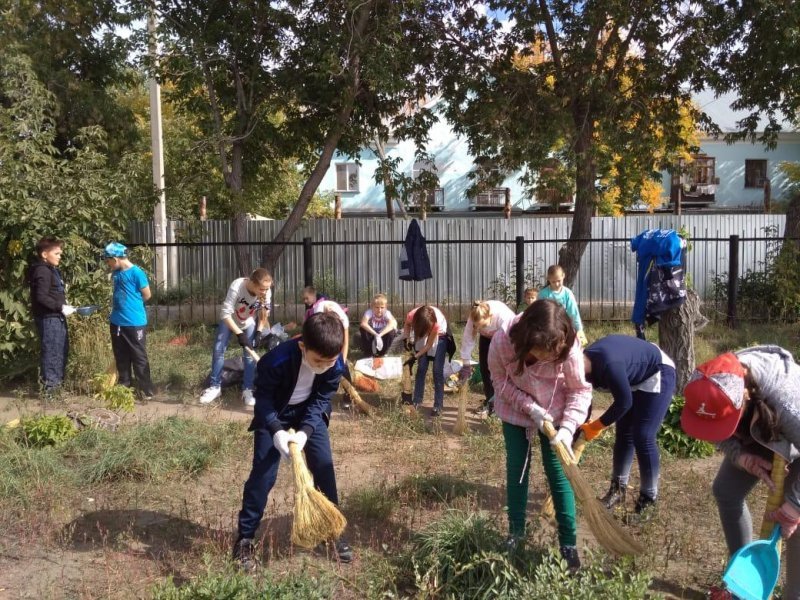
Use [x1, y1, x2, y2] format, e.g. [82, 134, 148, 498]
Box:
[128, 214, 788, 326]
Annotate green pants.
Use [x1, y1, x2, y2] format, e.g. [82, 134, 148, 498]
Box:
[503, 421, 577, 546]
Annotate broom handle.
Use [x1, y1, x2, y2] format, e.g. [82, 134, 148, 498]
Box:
[541, 421, 576, 464]
[286, 427, 303, 466]
[760, 453, 786, 539]
[245, 346, 261, 362]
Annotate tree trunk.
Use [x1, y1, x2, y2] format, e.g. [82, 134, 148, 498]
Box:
[783, 192, 800, 253]
[227, 146, 252, 275]
[558, 119, 595, 286]
[658, 289, 703, 391]
[374, 138, 395, 220]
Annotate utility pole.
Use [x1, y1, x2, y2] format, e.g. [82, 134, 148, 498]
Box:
[148, 10, 168, 289]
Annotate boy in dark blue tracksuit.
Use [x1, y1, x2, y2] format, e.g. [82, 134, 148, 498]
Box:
[233, 312, 352, 570]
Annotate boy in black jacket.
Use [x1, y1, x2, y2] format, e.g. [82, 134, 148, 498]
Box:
[27, 236, 76, 393]
[233, 312, 352, 571]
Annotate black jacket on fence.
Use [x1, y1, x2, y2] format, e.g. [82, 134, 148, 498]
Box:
[28, 260, 66, 318]
[399, 219, 432, 281]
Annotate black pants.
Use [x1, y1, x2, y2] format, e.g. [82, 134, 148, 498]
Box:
[110, 324, 154, 396]
[358, 328, 397, 357]
[479, 335, 494, 406]
[35, 315, 68, 390]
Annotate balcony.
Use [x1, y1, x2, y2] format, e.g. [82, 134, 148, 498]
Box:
[470, 188, 510, 210]
[408, 188, 445, 211]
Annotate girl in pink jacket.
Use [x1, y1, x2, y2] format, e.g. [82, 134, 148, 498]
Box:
[488, 299, 593, 571]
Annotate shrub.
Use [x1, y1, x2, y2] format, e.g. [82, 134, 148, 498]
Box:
[95, 384, 136, 413]
[486, 259, 545, 305]
[658, 396, 715, 458]
[152, 559, 334, 599]
[19, 415, 77, 448]
[345, 483, 398, 520]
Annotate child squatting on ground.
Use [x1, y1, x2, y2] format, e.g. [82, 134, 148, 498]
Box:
[200, 269, 272, 407]
[681, 348, 800, 598]
[580, 334, 676, 515]
[232, 312, 352, 572]
[103, 242, 155, 400]
[458, 300, 516, 417]
[538, 265, 588, 346]
[28, 236, 78, 396]
[359, 293, 397, 359]
[487, 299, 593, 570]
[517, 287, 539, 314]
[402, 305, 449, 417]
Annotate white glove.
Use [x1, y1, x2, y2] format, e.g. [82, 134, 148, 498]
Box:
[272, 430, 291, 460]
[291, 430, 308, 453]
[374, 335, 383, 352]
[551, 427, 576, 462]
[526, 403, 553, 431]
[61, 305, 76, 316]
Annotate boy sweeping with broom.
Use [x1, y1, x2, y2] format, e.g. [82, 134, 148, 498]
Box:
[232, 312, 353, 571]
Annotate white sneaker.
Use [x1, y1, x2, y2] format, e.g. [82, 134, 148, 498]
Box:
[199, 386, 221, 404]
[242, 389, 255, 408]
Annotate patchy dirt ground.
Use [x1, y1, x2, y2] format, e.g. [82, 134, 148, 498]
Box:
[0, 371, 780, 599]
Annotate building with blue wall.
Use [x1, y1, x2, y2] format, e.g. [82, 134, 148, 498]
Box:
[319, 93, 800, 215]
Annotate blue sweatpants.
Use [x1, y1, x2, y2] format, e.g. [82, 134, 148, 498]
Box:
[35, 315, 68, 390]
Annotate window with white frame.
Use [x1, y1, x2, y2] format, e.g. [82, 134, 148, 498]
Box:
[412, 159, 435, 180]
[335, 163, 359, 192]
[744, 159, 767, 188]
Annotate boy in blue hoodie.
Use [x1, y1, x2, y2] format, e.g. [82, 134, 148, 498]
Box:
[232, 312, 352, 571]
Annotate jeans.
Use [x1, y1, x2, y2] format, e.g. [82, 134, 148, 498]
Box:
[713, 455, 800, 599]
[611, 364, 676, 500]
[208, 321, 256, 389]
[503, 422, 577, 546]
[413, 337, 446, 410]
[35, 315, 68, 390]
[237, 403, 339, 540]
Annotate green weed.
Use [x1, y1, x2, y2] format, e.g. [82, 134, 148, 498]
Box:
[658, 397, 715, 458]
[18, 414, 77, 448]
[397, 474, 478, 506]
[345, 483, 398, 520]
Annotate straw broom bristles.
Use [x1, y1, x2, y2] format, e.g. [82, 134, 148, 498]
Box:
[452, 379, 468, 435]
[287, 429, 347, 549]
[542, 422, 643, 556]
[542, 435, 587, 519]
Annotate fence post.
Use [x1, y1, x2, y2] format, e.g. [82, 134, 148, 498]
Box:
[504, 188, 511, 219]
[303, 237, 313, 287]
[515, 236, 525, 307]
[727, 234, 739, 328]
[334, 193, 342, 219]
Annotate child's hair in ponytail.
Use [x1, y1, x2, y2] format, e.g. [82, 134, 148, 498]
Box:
[743, 371, 781, 442]
[508, 299, 575, 375]
[469, 301, 491, 338]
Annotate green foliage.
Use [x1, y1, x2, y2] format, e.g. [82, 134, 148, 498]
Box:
[0, 50, 131, 379]
[96, 384, 136, 413]
[152, 558, 334, 599]
[313, 269, 349, 304]
[486, 260, 545, 305]
[345, 483, 398, 521]
[78, 417, 243, 483]
[18, 415, 77, 448]
[710, 225, 800, 322]
[398, 474, 478, 506]
[394, 510, 652, 600]
[658, 397, 715, 459]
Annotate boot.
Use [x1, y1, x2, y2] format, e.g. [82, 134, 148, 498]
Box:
[599, 480, 626, 510]
[559, 545, 581, 572]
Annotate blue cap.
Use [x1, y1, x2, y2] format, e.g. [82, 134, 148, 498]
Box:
[102, 242, 128, 259]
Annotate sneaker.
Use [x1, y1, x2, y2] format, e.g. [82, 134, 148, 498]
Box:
[559, 545, 581, 572]
[242, 389, 255, 408]
[199, 386, 221, 405]
[474, 407, 489, 418]
[335, 539, 353, 563]
[431, 407, 442, 417]
[504, 534, 525, 555]
[600, 481, 627, 510]
[232, 537, 258, 572]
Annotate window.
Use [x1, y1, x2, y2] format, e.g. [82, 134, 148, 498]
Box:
[744, 159, 767, 188]
[689, 155, 716, 185]
[412, 159, 435, 180]
[335, 163, 359, 192]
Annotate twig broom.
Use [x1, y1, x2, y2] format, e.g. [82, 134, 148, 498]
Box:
[340, 375, 374, 416]
[541, 435, 587, 519]
[542, 421, 643, 556]
[452, 379, 469, 435]
[287, 429, 347, 549]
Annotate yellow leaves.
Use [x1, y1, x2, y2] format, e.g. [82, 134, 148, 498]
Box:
[7, 240, 22, 256]
[640, 179, 665, 212]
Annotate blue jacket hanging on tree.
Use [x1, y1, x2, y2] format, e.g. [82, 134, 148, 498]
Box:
[399, 218, 433, 281]
[631, 228, 685, 328]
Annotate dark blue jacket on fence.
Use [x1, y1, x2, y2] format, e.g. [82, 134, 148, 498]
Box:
[630, 228, 683, 326]
[399, 218, 433, 281]
[250, 338, 344, 437]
